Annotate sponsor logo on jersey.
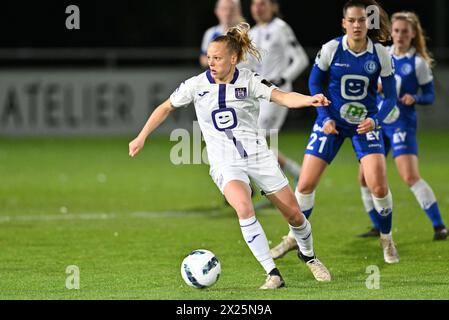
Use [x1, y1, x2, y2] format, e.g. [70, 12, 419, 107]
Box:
[261, 79, 273, 88]
[340, 102, 368, 124]
[235, 87, 247, 99]
[313, 124, 324, 132]
[212, 108, 238, 131]
[383, 106, 400, 124]
[198, 91, 210, 97]
[334, 63, 351, 68]
[341, 75, 369, 100]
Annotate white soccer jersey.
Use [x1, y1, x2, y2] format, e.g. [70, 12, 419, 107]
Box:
[169, 68, 277, 167]
[240, 18, 309, 84]
[201, 25, 225, 55]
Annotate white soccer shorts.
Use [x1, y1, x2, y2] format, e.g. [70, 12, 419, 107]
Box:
[210, 150, 289, 195]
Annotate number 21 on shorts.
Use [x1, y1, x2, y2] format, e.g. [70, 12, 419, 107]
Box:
[307, 133, 327, 154]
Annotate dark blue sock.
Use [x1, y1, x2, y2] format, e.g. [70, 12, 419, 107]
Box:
[424, 202, 445, 228]
[368, 209, 381, 230]
[303, 208, 313, 219]
[376, 209, 392, 234]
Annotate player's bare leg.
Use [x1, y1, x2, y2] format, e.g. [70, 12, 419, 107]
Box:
[267, 184, 331, 282]
[270, 155, 327, 259]
[361, 154, 399, 264]
[224, 180, 284, 289]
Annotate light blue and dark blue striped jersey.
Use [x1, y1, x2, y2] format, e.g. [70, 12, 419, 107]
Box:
[380, 46, 435, 129]
[309, 35, 397, 130]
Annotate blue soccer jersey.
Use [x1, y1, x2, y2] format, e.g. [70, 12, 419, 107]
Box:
[380, 46, 435, 157]
[306, 36, 397, 163]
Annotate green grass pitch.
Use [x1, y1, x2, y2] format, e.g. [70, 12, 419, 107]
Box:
[0, 132, 448, 299]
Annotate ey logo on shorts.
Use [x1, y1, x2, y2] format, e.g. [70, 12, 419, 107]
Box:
[366, 130, 380, 141]
[212, 108, 238, 131]
[340, 102, 368, 124]
[393, 131, 407, 144]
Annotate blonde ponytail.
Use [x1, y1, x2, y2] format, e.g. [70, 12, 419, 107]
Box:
[391, 11, 435, 67]
[212, 22, 261, 63]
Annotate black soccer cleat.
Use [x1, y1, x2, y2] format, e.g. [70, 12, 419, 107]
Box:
[357, 227, 380, 238]
[434, 226, 448, 241]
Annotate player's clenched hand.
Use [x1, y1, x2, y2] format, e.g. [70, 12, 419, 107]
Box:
[399, 94, 416, 106]
[310, 94, 331, 107]
[129, 137, 145, 157]
[357, 118, 375, 134]
[323, 120, 339, 135]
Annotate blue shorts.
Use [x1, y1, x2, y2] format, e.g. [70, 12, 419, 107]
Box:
[382, 126, 418, 158]
[304, 122, 385, 164]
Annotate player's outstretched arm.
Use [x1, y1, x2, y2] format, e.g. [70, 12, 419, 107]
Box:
[271, 89, 330, 109]
[129, 99, 174, 157]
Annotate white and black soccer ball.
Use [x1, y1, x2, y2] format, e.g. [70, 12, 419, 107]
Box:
[181, 249, 221, 288]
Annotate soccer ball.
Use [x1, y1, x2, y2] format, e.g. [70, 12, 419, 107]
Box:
[180, 249, 221, 288]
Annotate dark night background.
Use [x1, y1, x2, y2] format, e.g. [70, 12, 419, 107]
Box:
[0, 0, 446, 49]
[1, 1, 447, 130]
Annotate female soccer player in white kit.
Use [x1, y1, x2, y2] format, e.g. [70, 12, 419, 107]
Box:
[129, 23, 331, 289]
[241, 0, 309, 179]
[199, 0, 244, 68]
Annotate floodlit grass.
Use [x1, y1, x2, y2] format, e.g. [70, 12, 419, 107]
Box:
[0, 132, 448, 299]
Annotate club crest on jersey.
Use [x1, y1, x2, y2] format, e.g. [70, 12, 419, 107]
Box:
[364, 60, 378, 74]
[235, 88, 247, 99]
[400, 63, 413, 76]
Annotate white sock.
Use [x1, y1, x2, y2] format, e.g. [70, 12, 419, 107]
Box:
[410, 179, 437, 210]
[380, 231, 392, 240]
[284, 158, 301, 178]
[372, 191, 393, 214]
[360, 186, 375, 212]
[289, 220, 314, 257]
[239, 216, 276, 274]
[294, 190, 315, 211]
[288, 190, 315, 239]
